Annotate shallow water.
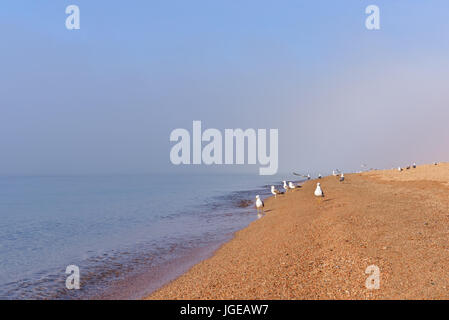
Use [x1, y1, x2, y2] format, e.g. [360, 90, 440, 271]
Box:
[0, 174, 283, 299]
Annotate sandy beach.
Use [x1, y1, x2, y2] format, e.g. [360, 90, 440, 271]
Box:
[147, 163, 449, 299]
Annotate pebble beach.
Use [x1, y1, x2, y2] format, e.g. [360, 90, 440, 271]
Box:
[147, 163, 449, 299]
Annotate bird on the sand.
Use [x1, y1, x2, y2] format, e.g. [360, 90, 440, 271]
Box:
[339, 173, 345, 182]
[255, 195, 264, 214]
[271, 185, 283, 198]
[398, 167, 402, 172]
[288, 181, 299, 190]
[282, 180, 290, 193]
[314, 182, 324, 201]
[412, 163, 416, 168]
[318, 174, 322, 179]
[333, 169, 341, 177]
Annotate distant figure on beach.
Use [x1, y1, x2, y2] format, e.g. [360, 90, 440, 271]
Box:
[339, 173, 344, 182]
[434, 162, 438, 165]
[282, 181, 290, 193]
[413, 163, 417, 168]
[255, 195, 264, 214]
[398, 167, 402, 172]
[314, 183, 324, 200]
[318, 174, 322, 179]
[271, 185, 282, 198]
[307, 174, 311, 180]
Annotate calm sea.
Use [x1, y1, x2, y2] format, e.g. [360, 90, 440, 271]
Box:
[0, 173, 285, 299]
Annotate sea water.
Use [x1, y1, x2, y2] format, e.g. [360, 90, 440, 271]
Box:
[0, 173, 285, 299]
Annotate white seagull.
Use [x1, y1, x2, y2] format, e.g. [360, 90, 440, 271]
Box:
[339, 173, 345, 182]
[398, 167, 402, 172]
[314, 182, 324, 200]
[318, 174, 322, 179]
[271, 185, 282, 198]
[412, 163, 416, 169]
[282, 181, 290, 193]
[255, 195, 264, 214]
[288, 181, 299, 190]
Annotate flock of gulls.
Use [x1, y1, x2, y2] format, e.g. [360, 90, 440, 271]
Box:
[396, 162, 438, 172]
[397, 162, 417, 172]
[255, 161, 437, 214]
[255, 170, 345, 214]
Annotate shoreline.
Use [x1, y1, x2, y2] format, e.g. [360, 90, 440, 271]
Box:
[146, 163, 449, 299]
[96, 240, 225, 299]
[95, 190, 268, 299]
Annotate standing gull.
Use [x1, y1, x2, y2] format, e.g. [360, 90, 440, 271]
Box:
[271, 185, 282, 198]
[282, 181, 290, 193]
[333, 169, 341, 177]
[339, 173, 345, 182]
[255, 195, 264, 214]
[288, 181, 299, 190]
[314, 182, 324, 202]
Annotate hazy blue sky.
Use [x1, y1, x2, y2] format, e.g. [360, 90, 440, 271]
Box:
[1, 1, 449, 175]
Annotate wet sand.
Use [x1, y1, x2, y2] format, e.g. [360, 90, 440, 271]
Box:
[147, 163, 449, 299]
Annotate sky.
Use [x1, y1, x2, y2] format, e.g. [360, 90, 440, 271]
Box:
[1, 0, 449, 175]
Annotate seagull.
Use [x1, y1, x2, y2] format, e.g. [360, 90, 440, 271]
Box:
[318, 174, 322, 179]
[333, 169, 341, 176]
[412, 163, 416, 168]
[288, 181, 300, 190]
[314, 183, 324, 201]
[398, 167, 402, 172]
[339, 173, 344, 182]
[307, 174, 311, 180]
[434, 162, 438, 166]
[271, 185, 283, 198]
[255, 195, 264, 214]
[282, 180, 290, 193]
[406, 165, 410, 170]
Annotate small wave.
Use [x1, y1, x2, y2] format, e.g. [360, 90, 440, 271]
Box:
[236, 199, 253, 208]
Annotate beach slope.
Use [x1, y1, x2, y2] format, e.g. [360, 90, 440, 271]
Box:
[147, 163, 449, 299]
